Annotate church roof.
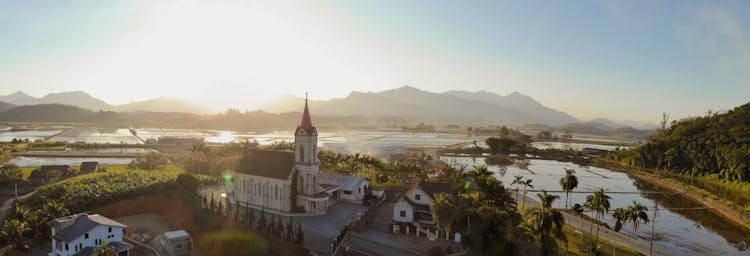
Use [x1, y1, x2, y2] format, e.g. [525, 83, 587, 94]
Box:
[297, 97, 315, 135]
[237, 150, 295, 180]
[319, 173, 367, 192]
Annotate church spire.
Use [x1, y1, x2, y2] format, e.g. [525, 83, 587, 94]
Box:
[299, 93, 314, 134]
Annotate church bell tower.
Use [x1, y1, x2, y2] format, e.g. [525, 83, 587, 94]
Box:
[294, 94, 317, 165]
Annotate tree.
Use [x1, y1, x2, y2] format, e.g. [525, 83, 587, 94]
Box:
[511, 175, 524, 198]
[611, 208, 628, 232]
[626, 201, 649, 237]
[524, 191, 566, 256]
[520, 179, 534, 209]
[246, 209, 256, 230]
[585, 189, 611, 241]
[294, 222, 305, 246]
[432, 193, 457, 238]
[286, 217, 294, 242]
[1, 218, 30, 251]
[582, 238, 602, 256]
[258, 209, 267, 234]
[485, 137, 516, 155]
[93, 240, 117, 256]
[558, 168, 579, 209]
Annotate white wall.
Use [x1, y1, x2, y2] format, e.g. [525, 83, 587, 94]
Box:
[392, 200, 414, 223]
[340, 180, 369, 202]
[234, 174, 291, 212]
[52, 225, 123, 256]
[405, 187, 433, 206]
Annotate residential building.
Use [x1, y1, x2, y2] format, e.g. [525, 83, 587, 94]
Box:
[391, 180, 452, 239]
[155, 230, 194, 256]
[319, 173, 370, 203]
[48, 213, 133, 256]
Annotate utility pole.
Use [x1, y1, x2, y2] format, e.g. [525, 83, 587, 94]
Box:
[649, 203, 659, 256]
[14, 183, 18, 199]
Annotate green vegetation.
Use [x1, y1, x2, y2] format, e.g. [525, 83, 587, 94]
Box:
[431, 165, 526, 255]
[318, 149, 432, 187]
[614, 103, 750, 183]
[196, 230, 267, 256]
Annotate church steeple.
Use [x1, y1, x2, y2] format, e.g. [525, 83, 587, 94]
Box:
[299, 93, 314, 134]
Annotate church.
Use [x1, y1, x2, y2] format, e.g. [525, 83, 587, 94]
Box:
[230, 98, 331, 215]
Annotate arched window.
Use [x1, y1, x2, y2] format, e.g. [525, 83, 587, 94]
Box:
[298, 144, 305, 162]
[298, 175, 304, 192]
[275, 185, 279, 200]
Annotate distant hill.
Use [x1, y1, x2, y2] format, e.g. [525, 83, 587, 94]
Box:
[444, 90, 578, 125]
[0, 104, 117, 122]
[619, 101, 750, 182]
[263, 86, 579, 126]
[0, 91, 213, 114]
[116, 98, 213, 114]
[0, 101, 15, 112]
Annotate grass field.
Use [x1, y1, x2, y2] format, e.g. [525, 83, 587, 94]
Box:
[562, 225, 643, 256]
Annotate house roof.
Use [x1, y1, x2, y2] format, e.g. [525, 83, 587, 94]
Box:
[163, 230, 191, 240]
[318, 173, 367, 192]
[52, 213, 127, 242]
[40, 165, 69, 172]
[236, 150, 295, 180]
[418, 181, 452, 199]
[79, 162, 99, 172]
[391, 179, 451, 204]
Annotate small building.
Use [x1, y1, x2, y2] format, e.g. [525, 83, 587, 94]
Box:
[318, 173, 370, 203]
[49, 213, 133, 256]
[156, 230, 194, 256]
[79, 162, 100, 174]
[30, 165, 70, 184]
[391, 180, 452, 240]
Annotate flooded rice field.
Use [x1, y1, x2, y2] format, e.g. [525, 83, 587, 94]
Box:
[7, 156, 135, 167]
[50, 128, 143, 144]
[442, 156, 750, 256]
[0, 130, 62, 142]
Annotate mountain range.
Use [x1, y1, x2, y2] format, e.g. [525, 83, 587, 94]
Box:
[263, 86, 579, 126]
[0, 87, 656, 129]
[0, 91, 214, 114]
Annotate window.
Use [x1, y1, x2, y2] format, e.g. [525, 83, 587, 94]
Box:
[65, 244, 69, 251]
[176, 243, 182, 249]
[400, 211, 406, 217]
[415, 194, 421, 200]
[85, 233, 89, 239]
[109, 227, 112, 233]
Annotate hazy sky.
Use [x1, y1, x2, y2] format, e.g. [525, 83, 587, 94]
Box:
[1, 0, 749, 123]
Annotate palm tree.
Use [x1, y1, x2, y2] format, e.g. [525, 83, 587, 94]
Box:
[511, 175, 524, 198]
[431, 193, 456, 238]
[611, 208, 628, 232]
[582, 238, 602, 256]
[521, 179, 534, 209]
[559, 168, 579, 209]
[524, 191, 566, 256]
[93, 240, 116, 256]
[626, 201, 649, 237]
[584, 189, 611, 241]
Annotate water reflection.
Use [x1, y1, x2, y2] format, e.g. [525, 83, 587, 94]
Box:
[442, 156, 750, 256]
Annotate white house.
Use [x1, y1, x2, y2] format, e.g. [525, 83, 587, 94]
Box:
[391, 180, 452, 239]
[48, 213, 133, 256]
[232, 97, 329, 215]
[318, 173, 370, 203]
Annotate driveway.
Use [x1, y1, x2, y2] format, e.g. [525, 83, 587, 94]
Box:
[301, 201, 368, 255]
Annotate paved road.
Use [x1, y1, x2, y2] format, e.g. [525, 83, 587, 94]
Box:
[515, 193, 675, 256]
